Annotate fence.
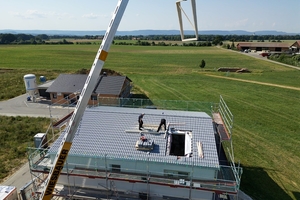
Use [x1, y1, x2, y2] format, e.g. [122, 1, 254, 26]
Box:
[87, 97, 214, 116]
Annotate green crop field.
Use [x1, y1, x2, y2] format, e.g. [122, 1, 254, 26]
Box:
[0, 44, 299, 200]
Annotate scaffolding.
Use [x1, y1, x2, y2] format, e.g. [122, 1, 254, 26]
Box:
[27, 152, 242, 199]
[23, 96, 242, 200]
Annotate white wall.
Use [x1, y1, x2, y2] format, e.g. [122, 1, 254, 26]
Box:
[58, 175, 214, 200]
[55, 154, 217, 180]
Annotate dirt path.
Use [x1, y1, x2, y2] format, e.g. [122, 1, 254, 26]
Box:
[205, 74, 300, 91]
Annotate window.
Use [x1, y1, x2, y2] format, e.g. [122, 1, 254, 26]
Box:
[111, 164, 121, 172]
[178, 172, 189, 179]
[52, 93, 57, 99]
[64, 94, 69, 99]
[164, 170, 189, 179]
[91, 95, 97, 101]
[164, 170, 174, 177]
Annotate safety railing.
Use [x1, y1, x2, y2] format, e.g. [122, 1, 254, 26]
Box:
[28, 152, 242, 194]
[87, 97, 214, 116]
[218, 95, 234, 137]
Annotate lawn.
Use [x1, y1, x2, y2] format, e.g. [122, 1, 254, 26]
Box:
[0, 44, 299, 200]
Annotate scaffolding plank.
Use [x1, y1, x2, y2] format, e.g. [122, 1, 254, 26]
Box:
[212, 113, 223, 125]
[217, 124, 230, 141]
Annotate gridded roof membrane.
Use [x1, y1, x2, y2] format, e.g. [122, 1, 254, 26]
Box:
[49, 106, 219, 168]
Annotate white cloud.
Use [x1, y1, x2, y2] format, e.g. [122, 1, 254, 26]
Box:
[82, 13, 102, 19]
[9, 10, 75, 21]
[10, 10, 48, 19]
[54, 12, 75, 20]
[224, 18, 249, 29]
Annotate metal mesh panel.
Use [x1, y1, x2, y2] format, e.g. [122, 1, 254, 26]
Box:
[90, 97, 213, 115]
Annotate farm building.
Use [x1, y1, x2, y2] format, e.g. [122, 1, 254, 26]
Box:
[46, 74, 132, 105]
[37, 80, 55, 99]
[28, 99, 242, 200]
[290, 40, 300, 53]
[236, 42, 290, 52]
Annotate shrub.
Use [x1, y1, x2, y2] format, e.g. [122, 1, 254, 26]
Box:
[199, 59, 206, 68]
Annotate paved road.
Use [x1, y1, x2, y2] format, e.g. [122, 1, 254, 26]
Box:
[0, 94, 73, 118]
[1, 162, 32, 193]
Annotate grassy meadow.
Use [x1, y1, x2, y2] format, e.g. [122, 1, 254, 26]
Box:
[0, 116, 49, 180]
[0, 44, 299, 200]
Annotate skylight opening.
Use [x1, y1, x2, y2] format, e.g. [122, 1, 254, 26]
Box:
[168, 129, 192, 157]
[170, 134, 185, 156]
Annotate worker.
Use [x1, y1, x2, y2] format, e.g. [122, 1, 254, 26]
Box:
[138, 113, 145, 130]
[157, 118, 166, 132]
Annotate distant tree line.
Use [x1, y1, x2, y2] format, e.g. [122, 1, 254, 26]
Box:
[114, 34, 300, 43]
[1, 33, 299, 45]
[113, 40, 214, 47]
[0, 33, 74, 44]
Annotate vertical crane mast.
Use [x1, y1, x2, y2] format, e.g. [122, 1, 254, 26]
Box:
[39, 0, 129, 199]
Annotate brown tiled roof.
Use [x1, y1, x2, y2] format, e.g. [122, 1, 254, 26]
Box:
[291, 40, 300, 47]
[237, 42, 290, 48]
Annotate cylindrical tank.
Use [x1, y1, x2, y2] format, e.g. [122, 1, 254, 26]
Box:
[40, 76, 46, 83]
[24, 74, 37, 91]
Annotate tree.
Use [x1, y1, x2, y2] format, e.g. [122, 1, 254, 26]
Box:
[199, 59, 206, 69]
[212, 35, 223, 45]
[0, 34, 16, 44]
[231, 41, 235, 49]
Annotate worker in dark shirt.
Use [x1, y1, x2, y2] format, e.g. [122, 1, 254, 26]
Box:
[138, 113, 145, 130]
[157, 118, 166, 132]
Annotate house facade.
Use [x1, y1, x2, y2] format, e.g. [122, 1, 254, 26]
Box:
[46, 74, 132, 105]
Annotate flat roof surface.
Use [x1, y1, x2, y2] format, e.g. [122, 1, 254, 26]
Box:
[49, 106, 219, 168]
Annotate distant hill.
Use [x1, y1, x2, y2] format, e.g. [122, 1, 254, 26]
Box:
[0, 29, 298, 36]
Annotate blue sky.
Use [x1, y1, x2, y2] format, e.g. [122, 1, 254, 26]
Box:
[1, 0, 299, 33]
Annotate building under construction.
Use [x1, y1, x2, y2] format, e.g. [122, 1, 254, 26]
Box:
[25, 96, 242, 200]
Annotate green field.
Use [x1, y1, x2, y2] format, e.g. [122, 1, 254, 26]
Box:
[0, 44, 299, 200]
